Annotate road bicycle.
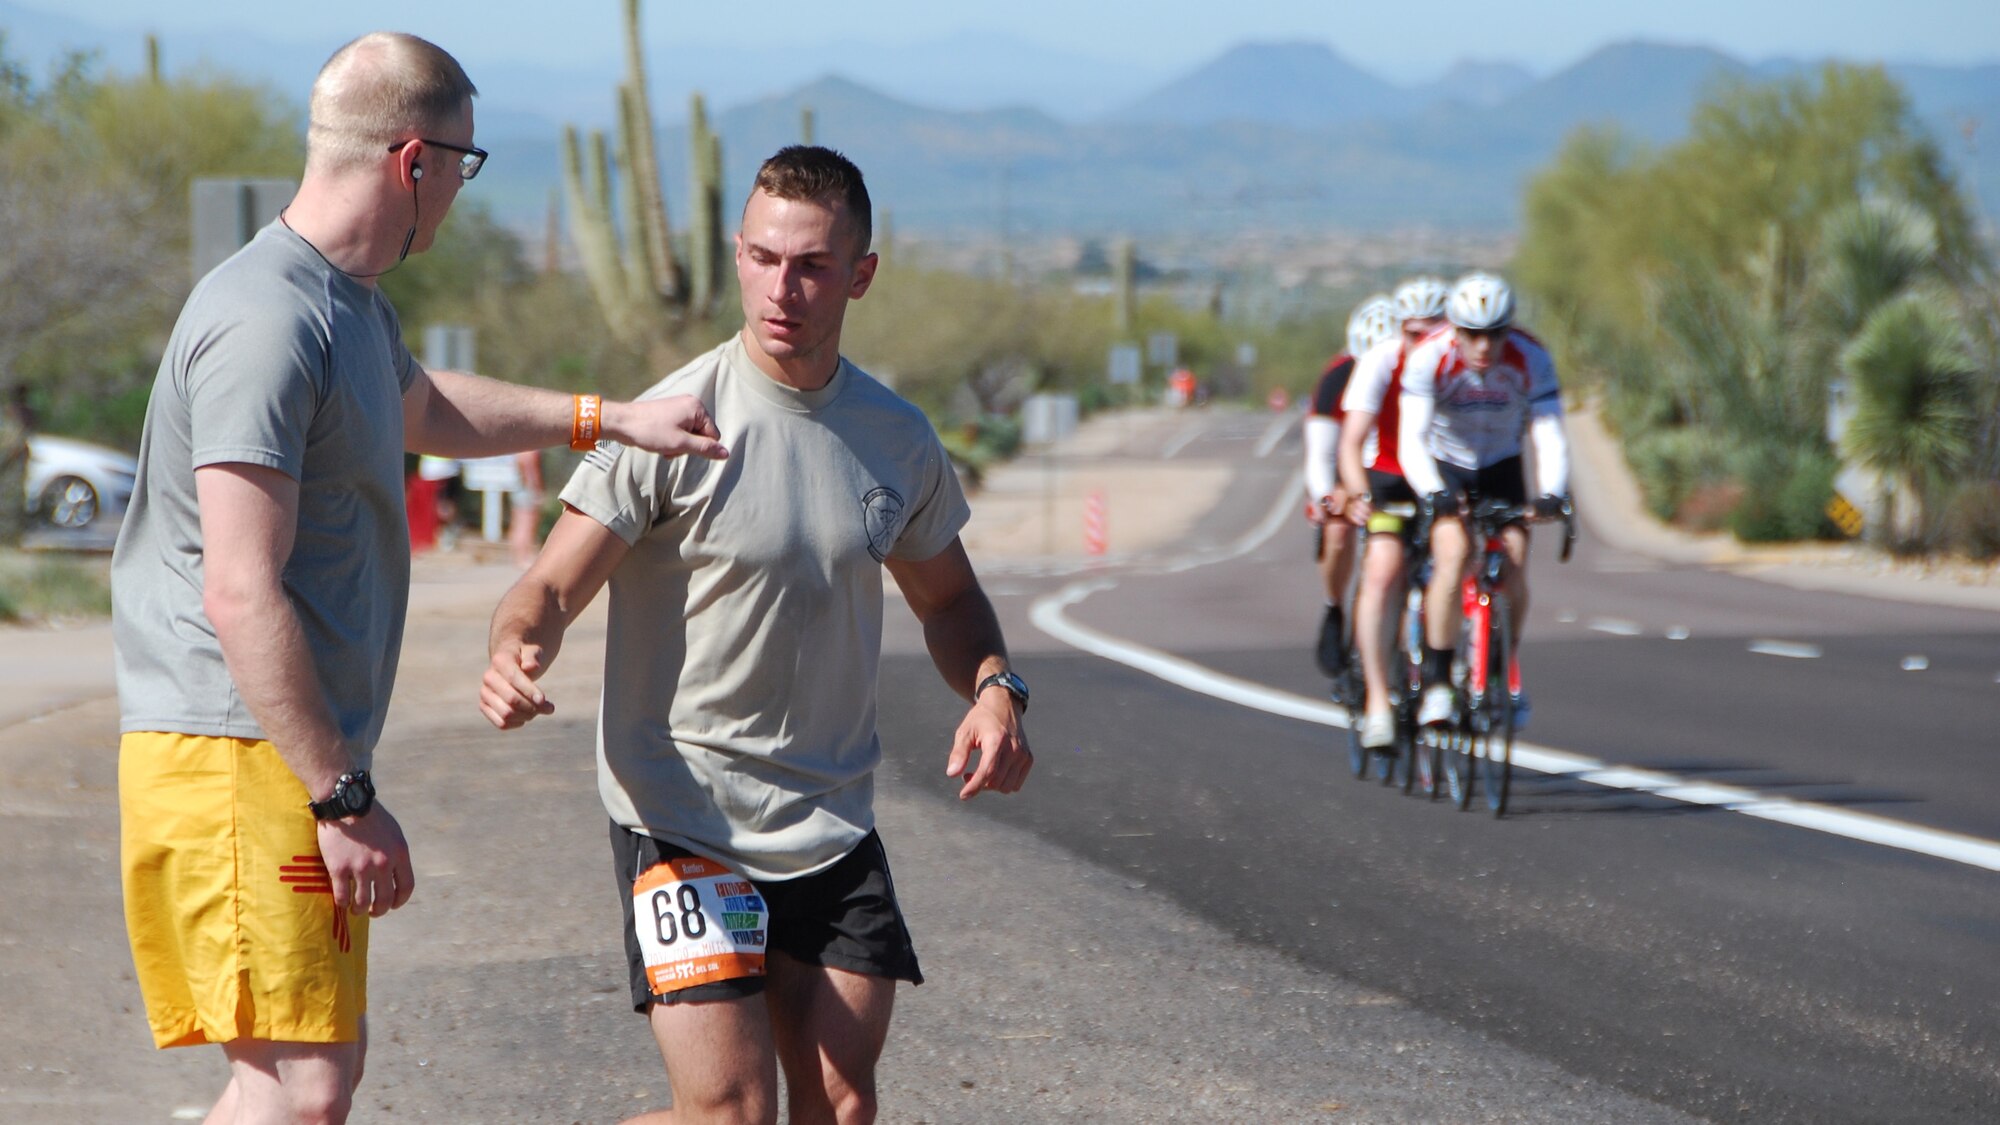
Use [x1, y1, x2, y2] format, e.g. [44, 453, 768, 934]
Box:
[1425, 496, 1575, 816]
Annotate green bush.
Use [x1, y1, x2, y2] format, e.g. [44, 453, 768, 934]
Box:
[1727, 446, 1839, 542]
[1624, 426, 1727, 522]
[0, 553, 113, 622]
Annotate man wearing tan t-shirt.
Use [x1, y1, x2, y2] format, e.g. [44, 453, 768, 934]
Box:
[480, 146, 1032, 1124]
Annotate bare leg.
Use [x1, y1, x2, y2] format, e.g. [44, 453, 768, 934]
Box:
[1424, 517, 1469, 652]
[208, 1036, 362, 1125]
[1316, 520, 1356, 605]
[1500, 524, 1532, 639]
[765, 953, 897, 1125]
[626, 992, 778, 1125]
[1354, 533, 1405, 717]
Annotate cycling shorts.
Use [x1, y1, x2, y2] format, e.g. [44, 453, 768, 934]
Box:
[1365, 470, 1418, 536]
[1440, 455, 1527, 508]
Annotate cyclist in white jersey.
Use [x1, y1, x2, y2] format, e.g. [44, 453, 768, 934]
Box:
[1303, 295, 1397, 680]
[1397, 272, 1570, 729]
[1336, 277, 1448, 749]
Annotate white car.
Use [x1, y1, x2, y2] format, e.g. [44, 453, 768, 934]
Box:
[27, 435, 138, 531]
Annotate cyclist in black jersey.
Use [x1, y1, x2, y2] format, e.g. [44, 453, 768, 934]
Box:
[1305, 296, 1396, 680]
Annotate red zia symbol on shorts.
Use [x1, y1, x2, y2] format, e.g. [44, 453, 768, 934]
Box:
[279, 855, 352, 953]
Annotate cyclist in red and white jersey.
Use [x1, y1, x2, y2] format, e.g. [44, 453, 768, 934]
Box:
[1303, 295, 1397, 679]
[1397, 272, 1570, 729]
[1336, 277, 1448, 749]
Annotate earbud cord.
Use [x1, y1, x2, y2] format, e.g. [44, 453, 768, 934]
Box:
[278, 173, 420, 280]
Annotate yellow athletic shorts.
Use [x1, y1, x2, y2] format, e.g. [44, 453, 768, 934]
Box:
[119, 732, 369, 1048]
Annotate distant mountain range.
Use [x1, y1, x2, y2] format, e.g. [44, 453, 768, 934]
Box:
[486, 41, 2000, 238]
[2, 1, 1995, 237]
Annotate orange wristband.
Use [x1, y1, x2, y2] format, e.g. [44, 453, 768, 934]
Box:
[570, 393, 602, 451]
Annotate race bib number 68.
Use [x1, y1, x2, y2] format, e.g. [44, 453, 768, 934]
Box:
[632, 856, 769, 993]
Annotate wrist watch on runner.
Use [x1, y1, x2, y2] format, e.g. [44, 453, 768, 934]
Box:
[309, 770, 376, 821]
[976, 670, 1030, 713]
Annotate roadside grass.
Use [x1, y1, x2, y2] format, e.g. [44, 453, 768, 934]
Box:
[0, 550, 113, 624]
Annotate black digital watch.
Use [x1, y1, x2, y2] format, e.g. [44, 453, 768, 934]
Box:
[308, 770, 376, 821]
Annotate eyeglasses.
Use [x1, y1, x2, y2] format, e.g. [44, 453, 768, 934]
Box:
[388, 138, 488, 181]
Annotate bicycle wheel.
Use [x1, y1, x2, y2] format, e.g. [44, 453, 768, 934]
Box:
[1443, 721, 1474, 809]
[1478, 595, 1516, 816]
[1346, 707, 1369, 779]
[1413, 719, 1440, 798]
[1342, 664, 1371, 779]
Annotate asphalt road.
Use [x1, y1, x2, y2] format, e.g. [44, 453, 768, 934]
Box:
[886, 408, 2000, 1124]
[4, 405, 1993, 1122]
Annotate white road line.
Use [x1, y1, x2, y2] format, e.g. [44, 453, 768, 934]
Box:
[1588, 618, 1643, 636]
[1031, 582, 2000, 875]
[1748, 640, 1823, 659]
[1161, 423, 1205, 459]
[1901, 656, 1930, 671]
[1254, 409, 1299, 459]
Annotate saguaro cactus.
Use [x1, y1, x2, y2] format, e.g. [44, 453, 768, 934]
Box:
[559, 0, 719, 345]
[687, 93, 726, 318]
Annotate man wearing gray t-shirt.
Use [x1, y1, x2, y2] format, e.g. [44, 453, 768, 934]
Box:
[482, 146, 1033, 1124]
[112, 33, 730, 1125]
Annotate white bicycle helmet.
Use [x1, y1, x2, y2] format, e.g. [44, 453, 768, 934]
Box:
[1345, 295, 1398, 357]
[1393, 276, 1450, 323]
[1447, 271, 1515, 330]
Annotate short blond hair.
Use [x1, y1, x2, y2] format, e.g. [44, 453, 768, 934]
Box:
[306, 32, 477, 175]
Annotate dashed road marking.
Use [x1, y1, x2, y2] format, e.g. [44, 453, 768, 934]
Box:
[1747, 640, 1822, 660]
[1588, 618, 1643, 637]
[1901, 655, 1930, 671]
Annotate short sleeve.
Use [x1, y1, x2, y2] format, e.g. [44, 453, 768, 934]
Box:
[560, 441, 680, 546]
[1401, 341, 1441, 402]
[888, 431, 971, 562]
[1309, 358, 1352, 419]
[1526, 345, 1563, 416]
[1342, 343, 1396, 415]
[184, 310, 325, 480]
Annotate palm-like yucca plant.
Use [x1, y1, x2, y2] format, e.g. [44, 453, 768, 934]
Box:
[1839, 293, 1980, 541]
[1814, 198, 1938, 340]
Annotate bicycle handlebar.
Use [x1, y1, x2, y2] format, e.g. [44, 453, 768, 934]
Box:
[1431, 496, 1578, 564]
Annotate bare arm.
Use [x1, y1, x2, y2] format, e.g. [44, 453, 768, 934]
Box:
[481, 506, 631, 729]
[196, 463, 413, 915]
[884, 538, 1032, 800]
[404, 367, 729, 462]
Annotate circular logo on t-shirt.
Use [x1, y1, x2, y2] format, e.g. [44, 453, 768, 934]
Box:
[862, 486, 906, 562]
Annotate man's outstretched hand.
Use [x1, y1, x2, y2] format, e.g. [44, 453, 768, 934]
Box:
[605, 395, 730, 461]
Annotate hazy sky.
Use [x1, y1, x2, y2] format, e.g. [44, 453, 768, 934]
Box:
[37, 0, 2000, 80]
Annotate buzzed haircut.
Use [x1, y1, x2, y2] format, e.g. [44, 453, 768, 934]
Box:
[750, 146, 873, 256]
[306, 32, 478, 174]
